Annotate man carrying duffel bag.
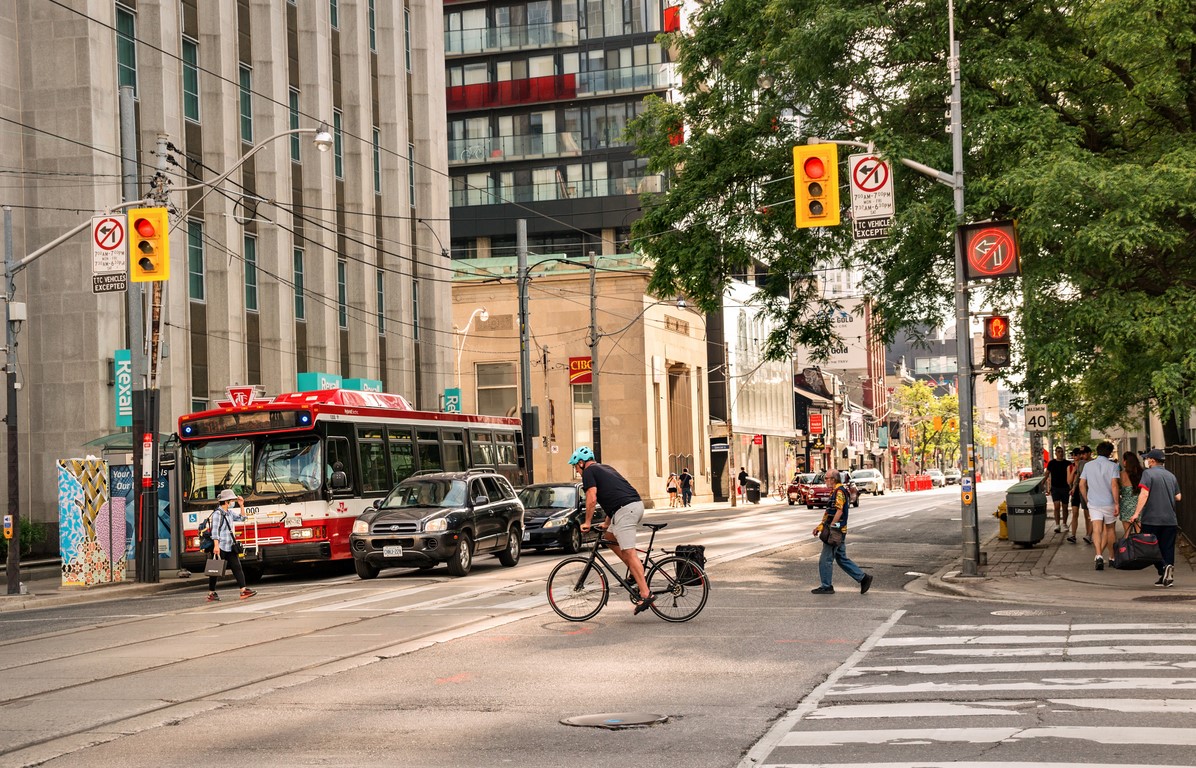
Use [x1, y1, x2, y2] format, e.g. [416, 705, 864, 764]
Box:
[1126, 449, 1181, 587]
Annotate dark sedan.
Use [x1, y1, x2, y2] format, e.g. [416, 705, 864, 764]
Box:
[518, 482, 605, 553]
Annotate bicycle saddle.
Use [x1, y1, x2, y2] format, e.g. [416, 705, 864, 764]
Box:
[643, 522, 668, 531]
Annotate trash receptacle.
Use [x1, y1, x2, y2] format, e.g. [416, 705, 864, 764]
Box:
[744, 476, 762, 504]
[1005, 476, 1047, 547]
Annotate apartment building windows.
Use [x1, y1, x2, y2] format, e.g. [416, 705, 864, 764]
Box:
[293, 248, 306, 320]
[187, 220, 205, 301]
[337, 259, 348, 328]
[289, 88, 301, 162]
[477, 362, 517, 417]
[115, 4, 137, 95]
[376, 270, 385, 333]
[333, 109, 344, 178]
[244, 234, 258, 311]
[239, 65, 253, 143]
[373, 127, 381, 194]
[408, 142, 416, 206]
[182, 37, 199, 122]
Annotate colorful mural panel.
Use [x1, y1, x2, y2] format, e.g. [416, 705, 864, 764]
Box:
[57, 459, 127, 587]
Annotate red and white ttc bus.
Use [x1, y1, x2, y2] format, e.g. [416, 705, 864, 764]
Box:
[176, 388, 525, 580]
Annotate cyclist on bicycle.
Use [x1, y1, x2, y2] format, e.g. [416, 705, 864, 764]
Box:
[570, 446, 656, 615]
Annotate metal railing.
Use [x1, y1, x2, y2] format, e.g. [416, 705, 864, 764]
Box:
[451, 174, 662, 207]
[445, 21, 579, 55]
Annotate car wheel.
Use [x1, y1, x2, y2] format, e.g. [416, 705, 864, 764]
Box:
[497, 526, 521, 567]
[446, 532, 474, 577]
[788, 499, 795, 505]
[354, 558, 380, 580]
[852, 495, 860, 508]
[562, 525, 583, 554]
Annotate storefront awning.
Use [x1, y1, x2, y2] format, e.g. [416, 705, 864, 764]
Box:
[794, 385, 833, 406]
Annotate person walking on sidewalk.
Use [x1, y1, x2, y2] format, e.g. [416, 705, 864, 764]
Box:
[1130, 448, 1181, 588]
[571, 446, 656, 614]
[810, 471, 873, 595]
[666, 472, 680, 508]
[679, 467, 694, 507]
[1067, 446, 1092, 544]
[1080, 441, 1120, 570]
[206, 489, 256, 602]
[737, 467, 748, 504]
[1044, 446, 1072, 534]
[1116, 451, 1143, 538]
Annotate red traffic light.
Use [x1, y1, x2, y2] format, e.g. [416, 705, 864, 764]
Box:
[984, 315, 1010, 342]
[134, 217, 157, 238]
[803, 156, 826, 180]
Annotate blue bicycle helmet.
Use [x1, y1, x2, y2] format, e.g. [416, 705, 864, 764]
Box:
[568, 446, 595, 465]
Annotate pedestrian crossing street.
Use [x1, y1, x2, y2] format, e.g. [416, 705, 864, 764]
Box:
[743, 610, 1196, 768]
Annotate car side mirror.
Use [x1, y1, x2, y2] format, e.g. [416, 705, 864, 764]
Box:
[372, 498, 382, 509]
[473, 495, 490, 506]
[330, 471, 350, 491]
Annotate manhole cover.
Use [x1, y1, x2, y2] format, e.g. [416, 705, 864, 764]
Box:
[990, 609, 1066, 617]
[561, 712, 668, 729]
[1133, 594, 1196, 603]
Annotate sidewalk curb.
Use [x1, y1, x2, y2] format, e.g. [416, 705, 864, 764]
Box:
[0, 572, 203, 613]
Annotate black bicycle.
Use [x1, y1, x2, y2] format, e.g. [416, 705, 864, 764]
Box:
[545, 522, 709, 622]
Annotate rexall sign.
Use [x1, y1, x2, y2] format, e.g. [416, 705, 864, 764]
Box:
[114, 349, 132, 427]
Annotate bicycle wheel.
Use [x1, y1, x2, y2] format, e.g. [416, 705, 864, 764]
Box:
[647, 556, 709, 622]
[546, 557, 609, 621]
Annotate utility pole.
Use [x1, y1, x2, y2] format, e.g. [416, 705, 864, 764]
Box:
[4, 207, 19, 595]
[725, 342, 736, 507]
[588, 251, 602, 462]
[516, 220, 535, 484]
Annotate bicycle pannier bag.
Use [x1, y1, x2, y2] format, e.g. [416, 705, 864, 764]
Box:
[674, 544, 706, 586]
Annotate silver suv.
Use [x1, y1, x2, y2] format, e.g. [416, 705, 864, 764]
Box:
[349, 470, 524, 578]
[850, 468, 885, 495]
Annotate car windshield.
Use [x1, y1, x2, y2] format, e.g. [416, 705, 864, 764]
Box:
[928, 469, 944, 475]
[382, 478, 468, 509]
[519, 486, 577, 509]
[255, 437, 323, 495]
[185, 439, 253, 501]
[853, 470, 879, 478]
[797, 474, 817, 483]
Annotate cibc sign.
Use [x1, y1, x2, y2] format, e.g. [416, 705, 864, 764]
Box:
[569, 357, 592, 385]
[114, 349, 132, 427]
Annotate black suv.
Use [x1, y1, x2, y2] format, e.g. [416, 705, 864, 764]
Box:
[349, 470, 524, 578]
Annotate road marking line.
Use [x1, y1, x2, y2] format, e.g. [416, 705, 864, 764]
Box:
[914, 645, 1196, 657]
[828, 677, 1196, 696]
[806, 701, 1031, 719]
[217, 588, 360, 613]
[778, 726, 1196, 747]
[879, 633, 1196, 646]
[758, 763, 1182, 768]
[848, 660, 1196, 675]
[1047, 698, 1196, 713]
[939, 623, 1196, 631]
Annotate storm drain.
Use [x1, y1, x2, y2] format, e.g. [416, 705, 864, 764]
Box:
[561, 713, 669, 729]
[990, 608, 1066, 617]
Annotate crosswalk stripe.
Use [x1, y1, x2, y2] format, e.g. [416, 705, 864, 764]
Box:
[849, 660, 1196, 675]
[939, 623, 1196, 631]
[912, 645, 1196, 657]
[216, 588, 359, 613]
[301, 582, 509, 613]
[878, 633, 1196, 646]
[778, 726, 1196, 747]
[830, 677, 1196, 695]
[758, 763, 1183, 768]
[1048, 698, 1196, 713]
[806, 701, 1031, 719]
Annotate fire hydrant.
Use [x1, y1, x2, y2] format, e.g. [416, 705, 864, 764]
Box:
[994, 501, 1008, 540]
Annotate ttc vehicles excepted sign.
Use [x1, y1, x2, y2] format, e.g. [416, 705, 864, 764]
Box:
[847, 154, 895, 241]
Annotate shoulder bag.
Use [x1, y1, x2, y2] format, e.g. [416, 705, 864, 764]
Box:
[819, 524, 844, 547]
[1112, 522, 1162, 570]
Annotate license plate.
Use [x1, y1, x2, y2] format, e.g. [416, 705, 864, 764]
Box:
[522, 531, 531, 542]
[383, 545, 403, 558]
[283, 516, 301, 528]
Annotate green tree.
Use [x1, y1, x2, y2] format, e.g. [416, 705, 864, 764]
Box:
[629, 0, 1196, 438]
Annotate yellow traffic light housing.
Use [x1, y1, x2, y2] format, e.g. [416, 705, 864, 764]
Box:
[983, 315, 1012, 368]
[129, 207, 171, 282]
[793, 144, 840, 228]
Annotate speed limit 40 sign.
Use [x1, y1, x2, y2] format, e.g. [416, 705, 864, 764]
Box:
[1025, 404, 1050, 432]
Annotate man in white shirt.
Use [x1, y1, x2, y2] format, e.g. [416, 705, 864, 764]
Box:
[1080, 441, 1121, 570]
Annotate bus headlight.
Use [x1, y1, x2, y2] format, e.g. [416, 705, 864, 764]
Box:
[352, 519, 369, 535]
[424, 518, 448, 532]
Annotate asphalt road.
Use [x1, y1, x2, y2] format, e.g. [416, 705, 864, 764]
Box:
[8, 487, 1189, 768]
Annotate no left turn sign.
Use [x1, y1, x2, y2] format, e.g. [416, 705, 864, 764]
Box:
[92, 214, 128, 294]
[94, 217, 124, 251]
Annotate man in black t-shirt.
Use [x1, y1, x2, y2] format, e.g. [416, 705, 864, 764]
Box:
[1044, 446, 1072, 534]
[569, 446, 655, 615]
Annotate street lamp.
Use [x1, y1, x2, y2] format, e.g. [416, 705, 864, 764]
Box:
[456, 307, 489, 393]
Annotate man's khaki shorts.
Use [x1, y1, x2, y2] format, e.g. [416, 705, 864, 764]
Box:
[607, 501, 645, 549]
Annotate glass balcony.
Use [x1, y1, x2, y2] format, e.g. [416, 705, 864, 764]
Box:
[451, 174, 662, 207]
[449, 132, 586, 165]
[575, 64, 673, 95]
[446, 21, 579, 55]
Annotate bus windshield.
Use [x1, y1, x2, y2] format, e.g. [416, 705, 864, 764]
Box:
[185, 439, 253, 501]
[255, 437, 323, 497]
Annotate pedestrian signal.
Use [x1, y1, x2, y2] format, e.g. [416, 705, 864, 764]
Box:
[793, 145, 840, 228]
[983, 315, 1011, 368]
[128, 207, 171, 282]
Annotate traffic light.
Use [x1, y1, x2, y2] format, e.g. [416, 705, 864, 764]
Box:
[128, 207, 171, 282]
[983, 315, 1012, 368]
[793, 144, 840, 228]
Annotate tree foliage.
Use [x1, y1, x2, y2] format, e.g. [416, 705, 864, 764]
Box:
[629, 0, 1196, 436]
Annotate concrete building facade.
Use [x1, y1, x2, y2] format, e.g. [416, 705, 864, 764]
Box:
[2, 0, 451, 537]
